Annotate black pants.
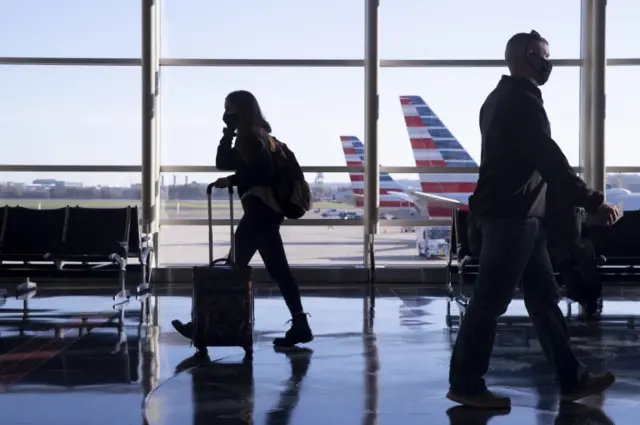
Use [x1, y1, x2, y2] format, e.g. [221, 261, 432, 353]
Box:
[449, 217, 587, 394]
[234, 196, 304, 315]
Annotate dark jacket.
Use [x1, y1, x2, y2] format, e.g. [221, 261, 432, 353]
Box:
[469, 75, 603, 218]
[216, 133, 275, 198]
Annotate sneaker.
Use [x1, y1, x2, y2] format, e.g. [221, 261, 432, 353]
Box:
[561, 372, 615, 402]
[171, 319, 194, 340]
[446, 389, 511, 409]
[273, 313, 313, 347]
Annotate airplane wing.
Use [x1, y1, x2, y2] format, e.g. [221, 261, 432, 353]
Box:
[406, 190, 465, 209]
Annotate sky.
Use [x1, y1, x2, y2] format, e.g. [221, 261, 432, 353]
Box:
[0, 0, 639, 186]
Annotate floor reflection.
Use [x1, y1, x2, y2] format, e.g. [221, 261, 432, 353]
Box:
[1, 284, 640, 424]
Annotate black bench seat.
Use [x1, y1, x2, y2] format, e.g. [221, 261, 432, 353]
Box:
[0, 205, 153, 301]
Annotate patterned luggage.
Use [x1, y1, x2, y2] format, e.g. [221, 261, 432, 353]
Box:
[191, 185, 254, 355]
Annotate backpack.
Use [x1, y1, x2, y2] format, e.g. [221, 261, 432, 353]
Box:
[269, 137, 312, 219]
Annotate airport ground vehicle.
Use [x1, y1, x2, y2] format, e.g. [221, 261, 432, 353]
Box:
[416, 226, 450, 259]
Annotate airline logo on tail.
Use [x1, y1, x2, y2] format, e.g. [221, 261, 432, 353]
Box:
[400, 95, 478, 215]
[340, 135, 417, 209]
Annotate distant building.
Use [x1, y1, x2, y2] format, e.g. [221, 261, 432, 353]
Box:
[32, 179, 83, 188]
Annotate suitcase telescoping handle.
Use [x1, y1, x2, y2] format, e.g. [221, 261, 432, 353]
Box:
[228, 185, 235, 264]
[205, 182, 236, 266]
[206, 182, 215, 266]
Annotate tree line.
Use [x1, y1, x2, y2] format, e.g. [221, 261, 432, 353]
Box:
[0, 185, 238, 200]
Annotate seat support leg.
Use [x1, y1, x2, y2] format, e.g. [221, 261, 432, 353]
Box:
[111, 255, 131, 301]
[136, 258, 152, 299]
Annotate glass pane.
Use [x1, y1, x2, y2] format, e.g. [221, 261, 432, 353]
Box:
[606, 67, 639, 167]
[605, 173, 640, 211]
[381, 67, 580, 166]
[158, 170, 444, 267]
[159, 172, 366, 266]
[608, 0, 640, 58]
[607, 173, 640, 193]
[379, 67, 579, 265]
[160, 67, 363, 166]
[0, 66, 141, 165]
[161, 225, 367, 267]
[0, 172, 141, 206]
[381, 0, 579, 59]
[0, 0, 140, 58]
[161, 0, 363, 59]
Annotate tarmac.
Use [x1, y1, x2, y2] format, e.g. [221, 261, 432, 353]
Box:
[158, 224, 434, 266]
[158, 203, 440, 266]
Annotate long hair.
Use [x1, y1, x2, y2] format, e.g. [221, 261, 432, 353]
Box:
[225, 90, 274, 160]
[225, 90, 272, 135]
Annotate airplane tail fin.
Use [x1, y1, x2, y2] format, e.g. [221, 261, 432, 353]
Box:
[340, 135, 365, 200]
[399, 95, 477, 195]
[340, 135, 414, 208]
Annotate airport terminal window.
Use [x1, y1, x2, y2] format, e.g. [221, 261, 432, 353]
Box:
[374, 66, 579, 266]
[0, 0, 140, 58]
[0, 172, 141, 209]
[607, 173, 640, 198]
[380, 0, 579, 59]
[605, 66, 640, 167]
[379, 67, 581, 166]
[160, 0, 363, 59]
[158, 173, 365, 267]
[607, 0, 640, 58]
[0, 66, 142, 165]
[159, 67, 363, 166]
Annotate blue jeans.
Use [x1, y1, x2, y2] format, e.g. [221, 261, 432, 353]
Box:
[449, 217, 587, 394]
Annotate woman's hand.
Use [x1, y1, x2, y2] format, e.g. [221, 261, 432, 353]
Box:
[220, 127, 235, 144]
[213, 177, 230, 188]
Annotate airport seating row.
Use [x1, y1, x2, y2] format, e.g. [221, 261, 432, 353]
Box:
[0, 205, 153, 300]
[445, 208, 640, 328]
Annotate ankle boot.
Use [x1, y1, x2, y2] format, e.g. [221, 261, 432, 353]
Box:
[273, 313, 313, 347]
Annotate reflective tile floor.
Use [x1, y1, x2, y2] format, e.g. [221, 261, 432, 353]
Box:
[1, 283, 640, 424]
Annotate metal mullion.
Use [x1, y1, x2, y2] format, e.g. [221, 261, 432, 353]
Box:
[0, 165, 141, 172]
[2, 165, 639, 174]
[0, 57, 141, 66]
[1, 58, 636, 68]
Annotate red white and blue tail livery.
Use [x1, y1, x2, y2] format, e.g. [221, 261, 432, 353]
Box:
[340, 135, 420, 216]
[399, 95, 478, 217]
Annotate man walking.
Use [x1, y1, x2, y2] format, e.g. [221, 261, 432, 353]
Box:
[447, 30, 619, 409]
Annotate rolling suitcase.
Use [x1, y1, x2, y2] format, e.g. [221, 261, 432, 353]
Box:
[191, 185, 254, 355]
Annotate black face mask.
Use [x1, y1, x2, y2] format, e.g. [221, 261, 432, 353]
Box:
[526, 52, 553, 86]
[222, 112, 238, 129]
